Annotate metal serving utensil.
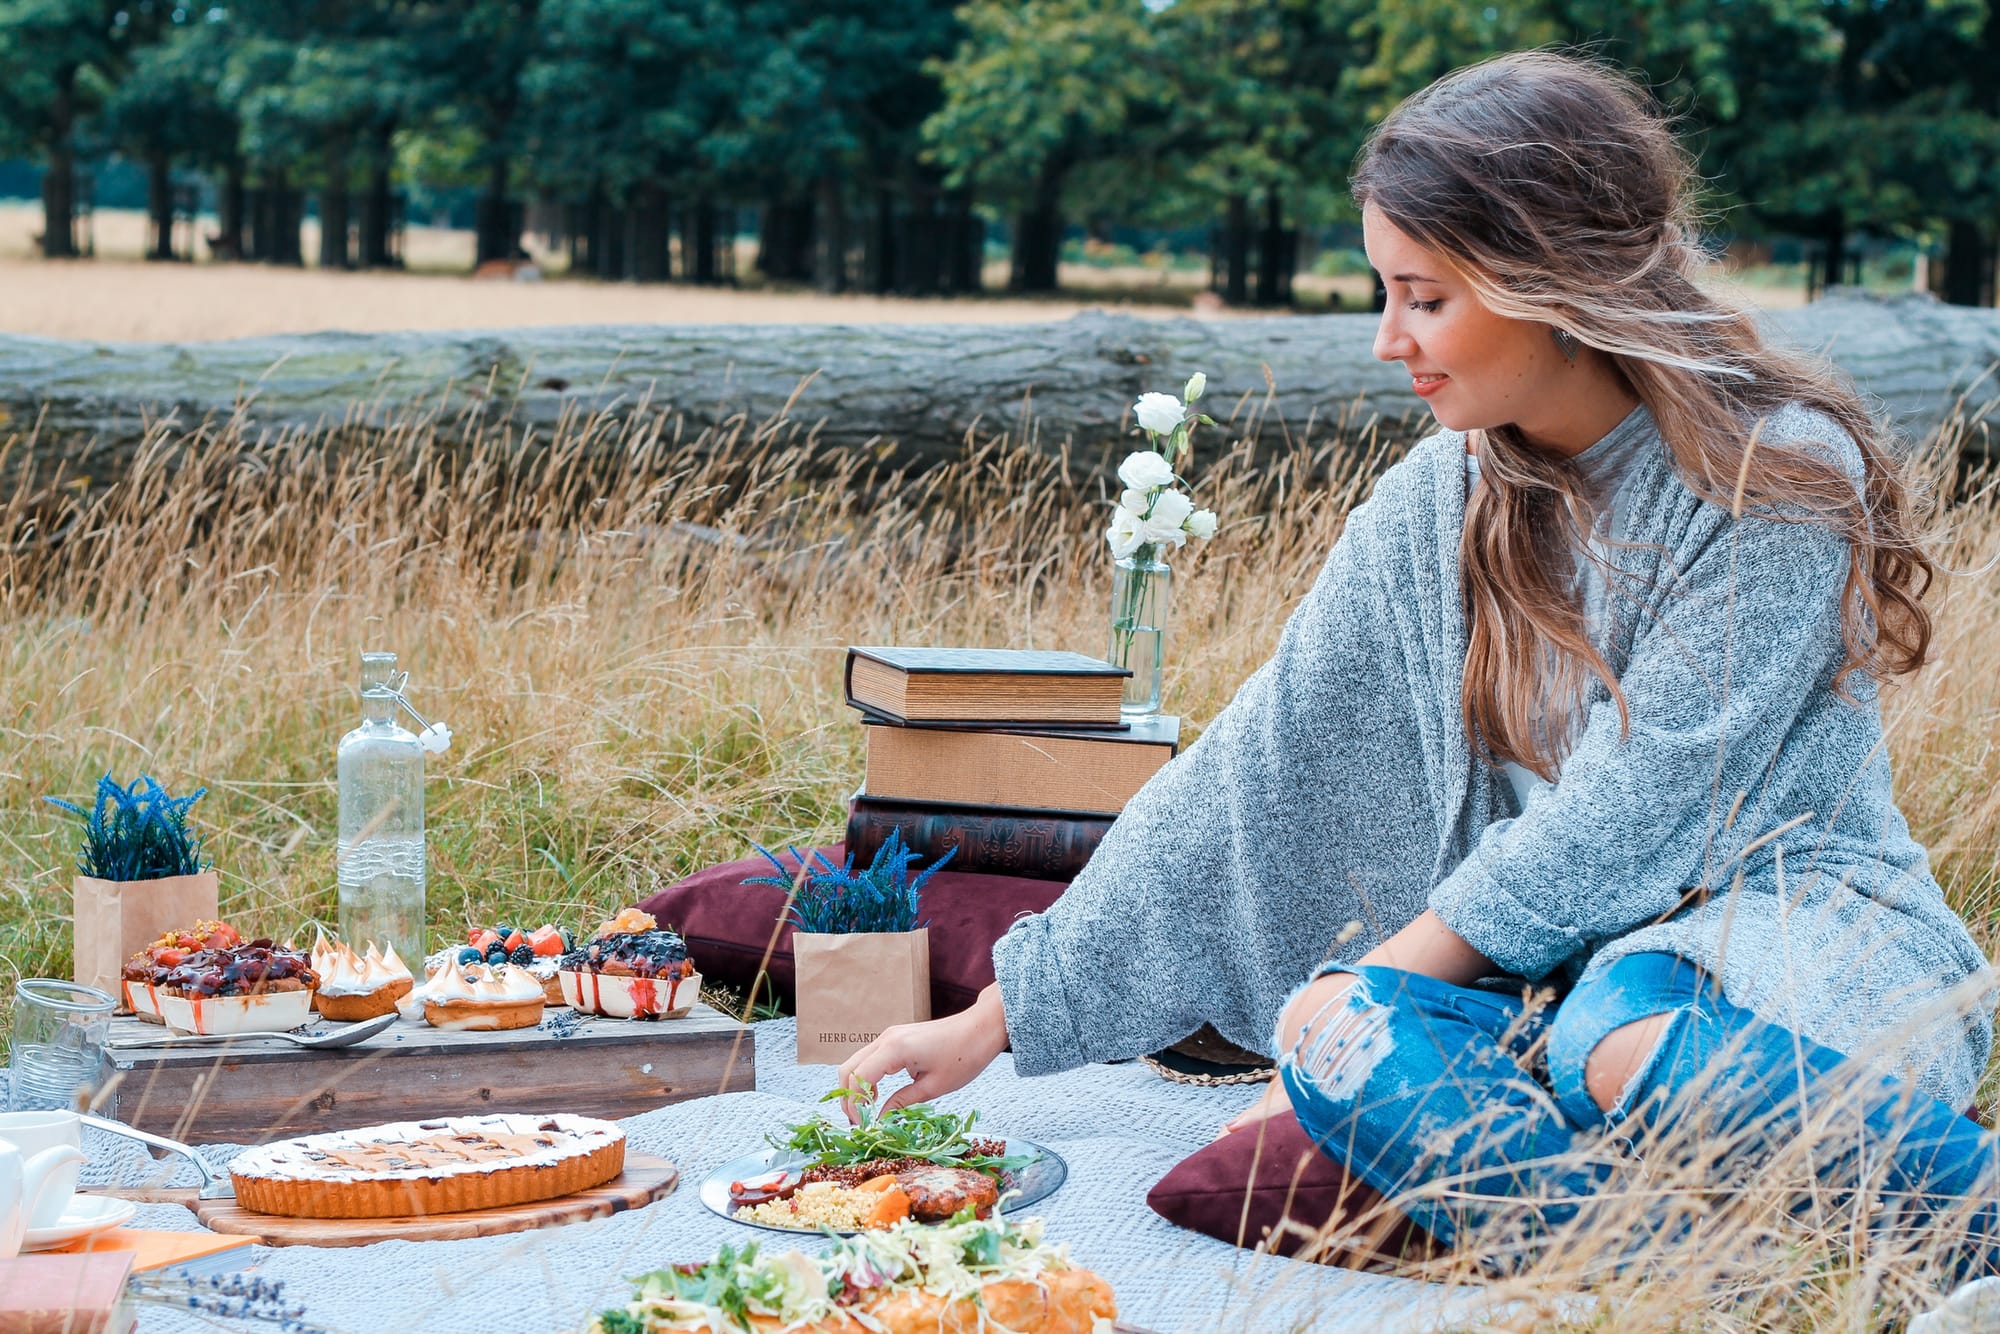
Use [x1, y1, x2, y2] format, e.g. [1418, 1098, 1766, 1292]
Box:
[106, 1011, 398, 1051]
[78, 1113, 235, 1200]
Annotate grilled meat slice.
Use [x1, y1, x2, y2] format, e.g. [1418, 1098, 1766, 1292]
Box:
[893, 1164, 1000, 1222]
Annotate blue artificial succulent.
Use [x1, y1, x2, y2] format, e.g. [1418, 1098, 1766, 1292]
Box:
[743, 829, 954, 935]
[45, 773, 211, 881]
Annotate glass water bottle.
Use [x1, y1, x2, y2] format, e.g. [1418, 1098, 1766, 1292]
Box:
[336, 651, 427, 967]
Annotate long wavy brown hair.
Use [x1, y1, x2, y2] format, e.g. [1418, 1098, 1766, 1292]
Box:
[1350, 48, 1936, 781]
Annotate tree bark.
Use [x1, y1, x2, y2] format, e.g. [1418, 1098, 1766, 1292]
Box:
[1941, 219, 1994, 308]
[476, 156, 517, 264]
[1222, 194, 1249, 306]
[629, 182, 670, 283]
[146, 151, 176, 262]
[815, 174, 847, 294]
[319, 134, 352, 271]
[689, 198, 718, 284]
[41, 76, 79, 260]
[944, 189, 980, 295]
[1009, 165, 1065, 294]
[4, 293, 1991, 481]
[214, 161, 245, 261]
[358, 124, 396, 269]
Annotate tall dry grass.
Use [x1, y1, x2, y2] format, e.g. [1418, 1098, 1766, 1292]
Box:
[0, 382, 1996, 1329]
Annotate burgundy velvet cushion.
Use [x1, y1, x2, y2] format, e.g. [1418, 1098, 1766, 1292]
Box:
[1147, 1111, 1442, 1267]
[637, 843, 1068, 1018]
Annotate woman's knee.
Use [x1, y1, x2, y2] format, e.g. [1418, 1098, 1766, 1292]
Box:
[1582, 1013, 1675, 1115]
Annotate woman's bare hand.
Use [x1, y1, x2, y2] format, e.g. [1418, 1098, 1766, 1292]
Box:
[836, 983, 1010, 1122]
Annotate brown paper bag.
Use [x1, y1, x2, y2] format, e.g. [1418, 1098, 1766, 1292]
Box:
[71, 870, 221, 1000]
[793, 928, 931, 1066]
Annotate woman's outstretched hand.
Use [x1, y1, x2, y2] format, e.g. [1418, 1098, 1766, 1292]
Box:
[836, 982, 1011, 1123]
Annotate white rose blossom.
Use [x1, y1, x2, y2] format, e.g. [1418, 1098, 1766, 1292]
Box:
[1105, 504, 1146, 559]
[1184, 508, 1218, 540]
[1139, 488, 1195, 547]
[1118, 487, 1151, 515]
[1116, 450, 1176, 491]
[1132, 392, 1186, 437]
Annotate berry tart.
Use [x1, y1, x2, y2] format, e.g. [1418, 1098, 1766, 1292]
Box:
[228, 1112, 625, 1219]
[558, 909, 702, 1020]
[445, 923, 574, 1006]
[423, 961, 545, 1031]
[157, 940, 319, 1036]
[119, 920, 244, 1022]
[309, 935, 415, 1021]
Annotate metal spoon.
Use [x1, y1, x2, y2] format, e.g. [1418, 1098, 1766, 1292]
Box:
[107, 1010, 398, 1051]
[78, 1113, 236, 1199]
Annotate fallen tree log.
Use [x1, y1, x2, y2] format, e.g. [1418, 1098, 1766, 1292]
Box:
[1, 288, 1994, 484]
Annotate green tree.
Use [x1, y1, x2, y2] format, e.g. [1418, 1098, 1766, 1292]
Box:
[102, 11, 239, 261]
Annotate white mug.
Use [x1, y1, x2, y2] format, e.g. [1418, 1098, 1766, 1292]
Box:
[0, 1110, 87, 1229]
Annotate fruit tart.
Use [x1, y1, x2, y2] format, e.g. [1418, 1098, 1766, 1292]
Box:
[446, 922, 574, 1006]
[119, 920, 243, 1022]
[423, 961, 545, 1031]
[309, 935, 415, 1021]
[557, 909, 702, 1020]
[157, 940, 318, 1036]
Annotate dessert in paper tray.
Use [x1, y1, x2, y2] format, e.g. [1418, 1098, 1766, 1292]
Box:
[558, 909, 703, 1020]
[155, 939, 318, 1036]
[119, 920, 244, 1021]
[229, 1113, 625, 1218]
[579, 1213, 1117, 1333]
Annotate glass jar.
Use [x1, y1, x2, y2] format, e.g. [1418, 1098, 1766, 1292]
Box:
[335, 652, 427, 967]
[1107, 552, 1172, 716]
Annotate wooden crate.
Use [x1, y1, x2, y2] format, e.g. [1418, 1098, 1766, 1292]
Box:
[100, 1004, 757, 1144]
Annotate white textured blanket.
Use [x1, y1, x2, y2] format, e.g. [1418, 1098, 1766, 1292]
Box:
[59, 1020, 1506, 1333]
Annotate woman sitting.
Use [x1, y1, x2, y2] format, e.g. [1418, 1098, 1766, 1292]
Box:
[844, 49, 1997, 1278]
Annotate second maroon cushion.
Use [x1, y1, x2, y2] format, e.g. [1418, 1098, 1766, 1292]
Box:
[637, 843, 1068, 1018]
[1147, 1110, 1442, 1266]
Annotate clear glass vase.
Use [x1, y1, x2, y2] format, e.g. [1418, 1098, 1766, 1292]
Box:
[1107, 551, 1172, 716]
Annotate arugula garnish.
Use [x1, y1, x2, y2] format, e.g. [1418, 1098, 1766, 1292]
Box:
[764, 1085, 1036, 1178]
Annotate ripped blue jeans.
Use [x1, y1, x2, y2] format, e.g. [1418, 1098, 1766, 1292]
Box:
[1281, 952, 2000, 1277]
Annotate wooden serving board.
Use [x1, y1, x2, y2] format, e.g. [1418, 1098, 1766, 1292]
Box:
[106, 1154, 678, 1248]
[99, 1005, 756, 1144]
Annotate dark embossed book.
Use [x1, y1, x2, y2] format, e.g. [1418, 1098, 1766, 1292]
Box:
[844, 646, 1130, 727]
[845, 791, 1116, 881]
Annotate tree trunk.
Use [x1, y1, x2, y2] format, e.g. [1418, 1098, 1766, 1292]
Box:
[319, 135, 352, 271]
[1816, 213, 1848, 300]
[629, 182, 669, 283]
[214, 161, 246, 261]
[1009, 166, 1065, 294]
[269, 176, 304, 267]
[815, 174, 847, 293]
[689, 198, 718, 284]
[1254, 189, 1289, 308]
[866, 187, 896, 294]
[944, 189, 980, 294]
[7, 293, 1987, 479]
[146, 151, 176, 262]
[1222, 194, 1250, 306]
[476, 156, 517, 265]
[595, 202, 626, 281]
[358, 124, 396, 269]
[1941, 219, 1993, 308]
[41, 76, 78, 260]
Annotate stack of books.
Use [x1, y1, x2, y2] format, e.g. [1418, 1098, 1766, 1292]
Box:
[842, 646, 1180, 880]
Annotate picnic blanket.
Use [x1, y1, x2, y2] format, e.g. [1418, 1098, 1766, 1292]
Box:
[36, 1019, 1512, 1333]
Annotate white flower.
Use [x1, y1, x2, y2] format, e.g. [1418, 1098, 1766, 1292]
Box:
[1117, 449, 1176, 490]
[418, 721, 453, 755]
[1183, 371, 1206, 403]
[1132, 392, 1186, 437]
[1185, 508, 1218, 540]
[1140, 488, 1194, 547]
[1105, 504, 1146, 559]
[1119, 487, 1152, 515]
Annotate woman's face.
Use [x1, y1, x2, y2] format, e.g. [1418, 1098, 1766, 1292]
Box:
[1361, 204, 1584, 448]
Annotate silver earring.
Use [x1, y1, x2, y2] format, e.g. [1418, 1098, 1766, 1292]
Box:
[1552, 326, 1580, 363]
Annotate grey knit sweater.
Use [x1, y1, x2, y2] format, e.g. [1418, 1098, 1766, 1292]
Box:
[992, 402, 1994, 1106]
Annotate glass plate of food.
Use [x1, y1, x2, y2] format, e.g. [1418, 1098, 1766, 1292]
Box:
[700, 1089, 1068, 1235]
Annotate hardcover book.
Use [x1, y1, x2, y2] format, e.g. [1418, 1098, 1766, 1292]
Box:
[0, 1253, 136, 1334]
[844, 646, 1129, 727]
[845, 791, 1115, 881]
[860, 714, 1179, 816]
